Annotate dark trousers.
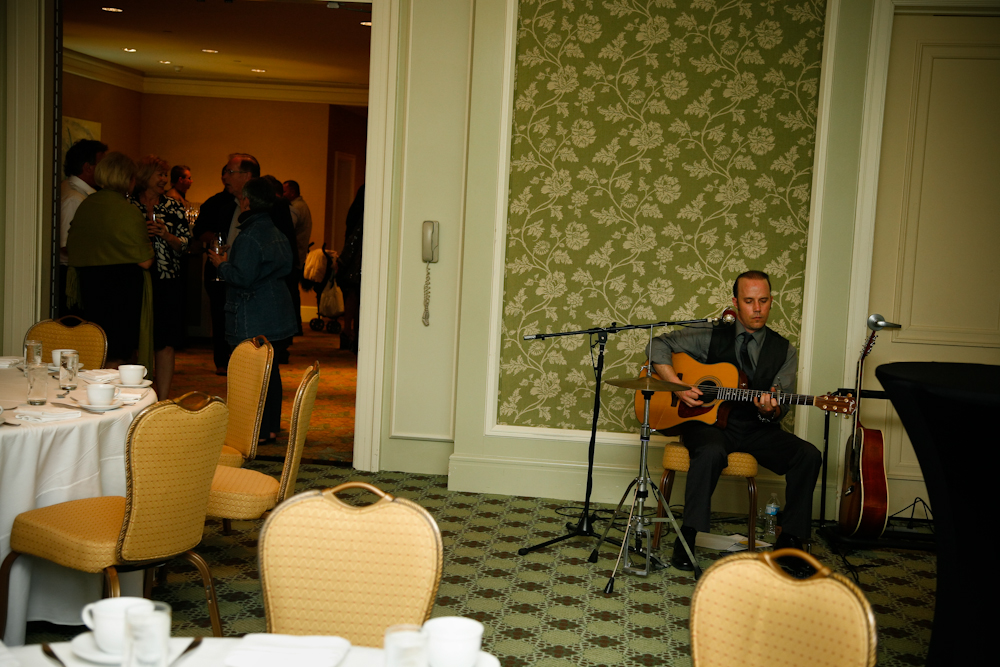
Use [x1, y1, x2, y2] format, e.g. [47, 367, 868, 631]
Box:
[678, 418, 822, 539]
[288, 268, 303, 336]
[259, 337, 290, 439]
[206, 280, 231, 370]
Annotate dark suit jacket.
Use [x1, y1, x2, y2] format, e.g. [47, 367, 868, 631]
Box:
[194, 189, 238, 283]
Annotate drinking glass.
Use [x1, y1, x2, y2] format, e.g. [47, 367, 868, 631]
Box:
[59, 351, 79, 390]
[123, 601, 171, 667]
[27, 364, 49, 405]
[23, 339, 42, 369]
[212, 232, 226, 282]
[385, 624, 428, 667]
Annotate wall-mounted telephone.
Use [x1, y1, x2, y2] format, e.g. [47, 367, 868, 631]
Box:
[422, 220, 439, 263]
[422, 221, 439, 326]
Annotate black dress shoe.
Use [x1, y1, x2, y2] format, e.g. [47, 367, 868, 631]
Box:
[670, 526, 698, 571]
[774, 532, 815, 579]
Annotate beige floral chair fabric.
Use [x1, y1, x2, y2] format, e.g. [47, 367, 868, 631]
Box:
[0, 392, 229, 639]
[219, 335, 273, 468]
[24, 315, 107, 370]
[690, 549, 877, 667]
[258, 482, 443, 646]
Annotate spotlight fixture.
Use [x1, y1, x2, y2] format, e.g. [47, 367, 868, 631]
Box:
[201, 49, 219, 53]
[101, 7, 123, 12]
[122, 47, 136, 53]
[361, 21, 372, 26]
[251, 68, 266, 73]
[159, 60, 171, 64]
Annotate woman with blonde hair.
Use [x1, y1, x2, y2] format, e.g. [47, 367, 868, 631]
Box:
[66, 152, 154, 367]
[130, 155, 191, 397]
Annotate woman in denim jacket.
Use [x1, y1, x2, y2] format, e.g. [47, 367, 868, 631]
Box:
[208, 177, 297, 442]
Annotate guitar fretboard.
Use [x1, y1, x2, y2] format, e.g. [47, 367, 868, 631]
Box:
[698, 385, 817, 406]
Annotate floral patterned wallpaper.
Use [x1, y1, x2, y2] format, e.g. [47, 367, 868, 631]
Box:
[498, 0, 826, 431]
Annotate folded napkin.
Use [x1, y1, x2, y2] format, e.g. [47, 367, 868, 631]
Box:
[120, 389, 149, 405]
[14, 407, 82, 422]
[0, 357, 20, 369]
[78, 369, 119, 383]
[224, 634, 351, 667]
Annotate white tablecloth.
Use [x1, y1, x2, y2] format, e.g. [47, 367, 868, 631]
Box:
[0, 368, 156, 645]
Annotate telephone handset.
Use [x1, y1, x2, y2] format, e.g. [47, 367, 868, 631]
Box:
[422, 221, 439, 326]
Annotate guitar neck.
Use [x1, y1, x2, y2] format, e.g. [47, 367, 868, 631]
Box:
[702, 385, 819, 406]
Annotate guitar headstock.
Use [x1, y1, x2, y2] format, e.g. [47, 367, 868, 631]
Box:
[861, 331, 877, 360]
[816, 394, 856, 415]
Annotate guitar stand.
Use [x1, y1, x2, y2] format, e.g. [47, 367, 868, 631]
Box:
[590, 390, 702, 594]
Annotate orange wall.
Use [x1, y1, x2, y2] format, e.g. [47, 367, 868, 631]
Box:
[62, 73, 142, 159]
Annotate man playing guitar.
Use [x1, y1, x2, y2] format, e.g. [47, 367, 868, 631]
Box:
[648, 270, 821, 573]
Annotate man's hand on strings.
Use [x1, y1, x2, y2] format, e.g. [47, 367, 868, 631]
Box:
[652, 363, 703, 407]
[754, 386, 780, 419]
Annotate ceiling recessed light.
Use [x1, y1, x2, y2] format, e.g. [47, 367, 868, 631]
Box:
[361, 21, 372, 27]
[101, 7, 123, 12]
[159, 60, 171, 64]
[201, 49, 218, 54]
[122, 47, 136, 53]
[251, 68, 266, 73]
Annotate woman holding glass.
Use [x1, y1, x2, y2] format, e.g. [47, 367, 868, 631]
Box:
[131, 155, 191, 398]
[66, 152, 154, 367]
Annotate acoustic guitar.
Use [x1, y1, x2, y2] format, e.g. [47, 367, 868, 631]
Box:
[633, 353, 855, 434]
[838, 330, 889, 538]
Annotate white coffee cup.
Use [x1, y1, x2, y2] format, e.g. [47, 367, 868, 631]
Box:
[82, 597, 154, 655]
[51, 348, 76, 366]
[87, 383, 121, 406]
[422, 617, 484, 667]
[119, 365, 147, 386]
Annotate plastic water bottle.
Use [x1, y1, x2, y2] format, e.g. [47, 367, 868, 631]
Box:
[764, 493, 780, 540]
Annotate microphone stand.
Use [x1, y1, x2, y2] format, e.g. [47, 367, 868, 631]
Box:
[516, 317, 723, 557]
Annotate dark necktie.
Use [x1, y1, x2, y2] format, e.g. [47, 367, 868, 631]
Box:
[739, 333, 755, 383]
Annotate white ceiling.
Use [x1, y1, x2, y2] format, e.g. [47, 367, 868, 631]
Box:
[63, 0, 372, 89]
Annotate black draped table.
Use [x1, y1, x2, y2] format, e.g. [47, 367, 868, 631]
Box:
[875, 362, 998, 666]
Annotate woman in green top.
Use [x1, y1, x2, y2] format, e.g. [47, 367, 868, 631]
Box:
[66, 152, 154, 367]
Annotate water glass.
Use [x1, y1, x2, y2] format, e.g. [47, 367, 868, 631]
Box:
[59, 350, 79, 390]
[123, 601, 171, 667]
[385, 624, 428, 667]
[23, 339, 42, 368]
[27, 364, 49, 405]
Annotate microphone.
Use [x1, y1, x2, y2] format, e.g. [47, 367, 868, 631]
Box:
[709, 309, 737, 325]
[867, 313, 901, 331]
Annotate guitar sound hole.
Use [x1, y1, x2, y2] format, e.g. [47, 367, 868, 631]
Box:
[699, 380, 718, 406]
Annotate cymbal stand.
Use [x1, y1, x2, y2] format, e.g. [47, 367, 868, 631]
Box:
[592, 389, 701, 593]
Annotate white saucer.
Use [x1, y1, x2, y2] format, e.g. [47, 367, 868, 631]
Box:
[114, 379, 153, 389]
[70, 632, 122, 664]
[74, 399, 124, 412]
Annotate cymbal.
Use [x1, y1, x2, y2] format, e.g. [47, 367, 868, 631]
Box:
[604, 376, 690, 392]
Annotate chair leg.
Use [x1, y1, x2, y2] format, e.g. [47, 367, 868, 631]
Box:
[747, 476, 757, 552]
[0, 551, 21, 641]
[652, 470, 676, 550]
[143, 568, 156, 598]
[222, 518, 233, 535]
[104, 567, 121, 597]
[179, 550, 223, 637]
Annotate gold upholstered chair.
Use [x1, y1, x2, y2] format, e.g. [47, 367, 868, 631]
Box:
[208, 363, 320, 533]
[258, 482, 443, 646]
[690, 549, 877, 666]
[219, 335, 273, 468]
[0, 392, 228, 640]
[24, 315, 107, 370]
[652, 442, 759, 552]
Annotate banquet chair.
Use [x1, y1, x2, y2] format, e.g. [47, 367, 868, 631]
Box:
[23, 315, 107, 370]
[690, 548, 877, 667]
[258, 482, 443, 646]
[652, 441, 759, 551]
[219, 335, 273, 468]
[208, 363, 320, 533]
[0, 392, 228, 640]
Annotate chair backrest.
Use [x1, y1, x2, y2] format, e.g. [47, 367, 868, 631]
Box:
[226, 336, 273, 461]
[259, 482, 443, 646]
[24, 316, 107, 369]
[118, 391, 228, 563]
[690, 549, 877, 667]
[276, 363, 321, 503]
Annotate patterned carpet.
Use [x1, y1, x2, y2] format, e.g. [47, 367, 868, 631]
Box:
[26, 462, 935, 666]
[170, 329, 355, 463]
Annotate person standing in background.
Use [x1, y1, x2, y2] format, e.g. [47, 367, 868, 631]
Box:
[59, 139, 107, 316]
[283, 179, 311, 336]
[165, 165, 193, 207]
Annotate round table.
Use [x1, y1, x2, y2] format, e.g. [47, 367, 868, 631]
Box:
[0, 368, 157, 646]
